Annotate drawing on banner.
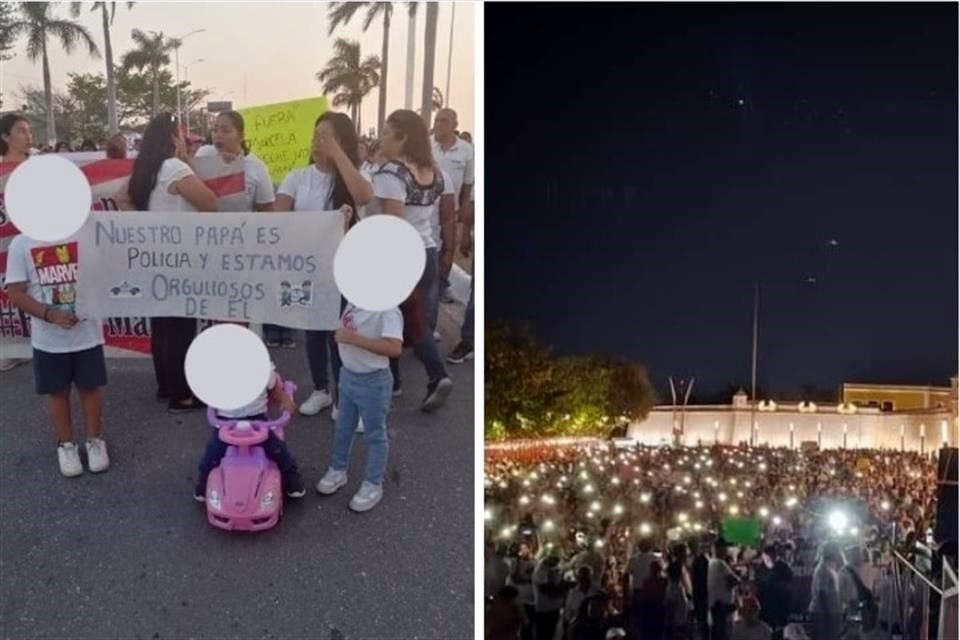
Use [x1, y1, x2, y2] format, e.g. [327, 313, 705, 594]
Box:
[109, 281, 143, 298]
[31, 242, 80, 315]
[280, 280, 313, 309]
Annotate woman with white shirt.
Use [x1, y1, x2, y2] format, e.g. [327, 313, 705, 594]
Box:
[200, 111, 288, 346]
[276, 112, 373, 417]
[199, 111, 275, 212]
[374, 109, 456, 412]
[123, 113, 218, 413]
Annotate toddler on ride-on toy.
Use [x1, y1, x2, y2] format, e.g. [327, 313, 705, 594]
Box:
[194, 363, 306, 504]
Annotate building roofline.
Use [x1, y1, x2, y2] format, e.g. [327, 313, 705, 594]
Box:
[842, 383, 953, 393]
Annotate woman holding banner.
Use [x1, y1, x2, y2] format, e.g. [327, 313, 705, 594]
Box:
[198, 111, 275, 212]
[200, 111, 287, 346]
[374, 109, 456, 413]
[123, 113, 218, 413]
[276, 112, 372, 417]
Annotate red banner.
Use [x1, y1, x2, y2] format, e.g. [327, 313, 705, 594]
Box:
[0, 153, 246, 356]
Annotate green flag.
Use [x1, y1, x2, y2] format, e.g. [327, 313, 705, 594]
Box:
[721, 517, 762, 547]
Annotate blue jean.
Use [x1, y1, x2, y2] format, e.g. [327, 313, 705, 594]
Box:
[331, 367, 392, 486]
[461, 262, 474, 344]
[424, 247, 441, 334]
[390, 247, 448, 387]
[196, 414, 299, 486]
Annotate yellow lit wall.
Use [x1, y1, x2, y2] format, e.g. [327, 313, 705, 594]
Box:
[842, 385, 952, 411]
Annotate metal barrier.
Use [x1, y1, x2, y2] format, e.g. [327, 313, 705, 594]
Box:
[938, 559, 957, 640]
[888, 551, 945, 640]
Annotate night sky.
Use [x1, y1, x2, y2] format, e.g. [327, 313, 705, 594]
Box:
[486, 3, 958, 401]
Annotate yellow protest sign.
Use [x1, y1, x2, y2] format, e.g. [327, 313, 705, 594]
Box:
[239, 96, 328, 185]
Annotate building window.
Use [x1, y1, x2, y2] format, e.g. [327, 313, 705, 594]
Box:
[882, 401, 894, 412]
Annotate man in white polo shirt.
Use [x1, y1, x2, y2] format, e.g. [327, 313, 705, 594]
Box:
[431, 108, 474, 308]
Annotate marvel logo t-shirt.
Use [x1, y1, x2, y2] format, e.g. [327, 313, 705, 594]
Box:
[4, 233, 103, 353]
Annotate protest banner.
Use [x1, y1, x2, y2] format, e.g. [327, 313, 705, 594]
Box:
[76, 210, 343, 330]
[239, 97, 328, 185]
[0, 152, 247, 358]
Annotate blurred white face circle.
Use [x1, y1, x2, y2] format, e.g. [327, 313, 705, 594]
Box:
[4, 155, 92, 242]
[334, 215, 424, 311]
[185, 324, 271, 411]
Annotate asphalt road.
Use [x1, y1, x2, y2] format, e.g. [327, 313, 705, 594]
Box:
[0, 303, 475, 640]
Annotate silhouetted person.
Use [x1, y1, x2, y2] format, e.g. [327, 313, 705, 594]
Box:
[487, 585, 524, 640]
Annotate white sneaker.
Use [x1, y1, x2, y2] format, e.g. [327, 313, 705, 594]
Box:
[85, 437, 110, 473]
[57, 442, 83, 477]
[356, 418, 365, 433]
[0, 358, 28, 372]
[433, 330, 441, 342]
[315, 467, 347, 495]
[299, 390, 333, 416]
[349, 481, 383, 512]
[331, 405, 338, 421]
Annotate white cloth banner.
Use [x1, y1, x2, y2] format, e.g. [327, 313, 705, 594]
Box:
[76, 211, 343, 330]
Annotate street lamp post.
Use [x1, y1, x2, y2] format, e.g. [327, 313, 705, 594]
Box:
[183, 58, 205, 137]
[172, 30, 205, 133]
[444, 2, 455, 105]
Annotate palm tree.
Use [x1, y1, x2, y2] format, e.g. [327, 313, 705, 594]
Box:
[432, 86, 443, 112]
[120, 28, 173, 119]
[70, 2, 134, 136]
[316, 38, 380, 133]
[328, 2, 392, 134]
[3, 2, 100, 146]
[420, 2, 438, 122]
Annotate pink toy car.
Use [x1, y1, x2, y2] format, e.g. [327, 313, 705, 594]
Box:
[203, 381, 297, 532]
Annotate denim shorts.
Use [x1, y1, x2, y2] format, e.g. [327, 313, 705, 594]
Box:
[33, 345, 107, 395]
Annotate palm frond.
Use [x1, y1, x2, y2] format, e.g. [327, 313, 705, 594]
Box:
[24, 26, 44, 61]
[330, 93, 352, 108]
[362, 2, 390, 33]
[47, 19, 101, 57]
[120, 48, 150, 70]
[327, 2, 363, 36]
[19, 3, 50, 23]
